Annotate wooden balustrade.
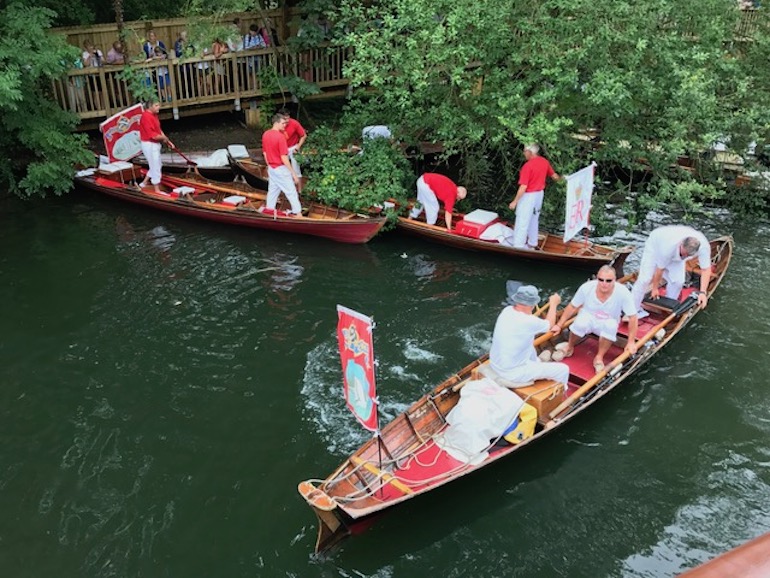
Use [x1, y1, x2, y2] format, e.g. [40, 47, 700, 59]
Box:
[52, 45, 351, 128]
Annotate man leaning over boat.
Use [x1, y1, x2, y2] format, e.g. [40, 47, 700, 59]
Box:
[488, 285, 570, 388]
[551, 265, 638, 374]
[409, 172, 468, 230]
[630, 225, 712, 318]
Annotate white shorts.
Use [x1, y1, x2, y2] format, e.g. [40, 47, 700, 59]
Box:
[570, 310, 619, 341]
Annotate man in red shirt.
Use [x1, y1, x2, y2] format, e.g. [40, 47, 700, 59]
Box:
[278, 108, 307, 177]
[262, 113, 302, 215]
[509, 144, 561, 249]
[408, 172, 467, 230]
[138, 99, 174, 193]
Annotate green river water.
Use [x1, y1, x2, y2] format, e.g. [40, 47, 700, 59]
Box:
[0, 190, 768, 577]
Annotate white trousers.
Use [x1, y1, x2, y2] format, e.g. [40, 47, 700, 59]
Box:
[266, 165, 302, 214]
[409, 176, 440, 225]
[492, 360, 570, 388]
[631, 253, 686, 311]
[288, 145, 301, 177]
[141, 141, 162, 185]
[513, 191, 544, 248]
[570, 310, 620, 342]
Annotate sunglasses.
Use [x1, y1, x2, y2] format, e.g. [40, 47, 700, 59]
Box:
[597, 277, 615, 283]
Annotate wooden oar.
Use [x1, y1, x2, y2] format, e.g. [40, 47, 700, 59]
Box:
[170, 144, 198, 167]
[546, 293, 701, 423]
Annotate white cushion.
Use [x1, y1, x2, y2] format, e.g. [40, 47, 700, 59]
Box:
[227, 144, 250, 159]
[172, 186, 195, 195]
[223, 195, 247, 205]
[98, 161, 134, 173]
[463, 208, 499, 225]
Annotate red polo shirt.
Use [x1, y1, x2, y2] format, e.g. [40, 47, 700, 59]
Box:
[423, 173, 460, 214]
[139, 110, 162, 143]
[519, 156, 555, 192]
[262, 128, 289, 168]
[282, 118, 306, 148]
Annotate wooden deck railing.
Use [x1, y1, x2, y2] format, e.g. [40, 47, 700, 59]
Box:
[51, 45, 350, 126]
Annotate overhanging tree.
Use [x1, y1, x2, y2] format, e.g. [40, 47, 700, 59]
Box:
[0, 2, 92, 197]
[329, 0, 770, 221]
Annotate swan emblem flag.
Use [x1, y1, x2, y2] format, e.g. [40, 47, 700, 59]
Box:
[336, 305, 379, 432]
[564, 162, 596, 243]
[100, 104, 143, 162]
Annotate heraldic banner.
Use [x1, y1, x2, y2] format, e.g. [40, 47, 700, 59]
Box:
[336, 305, 378, 432]
[100, 104, 143, 162]
[563, 162, 597, 243]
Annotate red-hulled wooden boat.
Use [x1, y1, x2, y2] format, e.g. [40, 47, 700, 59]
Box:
[299, 236, 733, 553]
[677, 530, 770, 577]
[397, 211, 633, 274]
[74, 162, 387, 244]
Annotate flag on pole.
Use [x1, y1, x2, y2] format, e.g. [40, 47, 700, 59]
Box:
[563, 162, 597, 243]
[100, 104, 143, 162]
[336, 305, 379, 432]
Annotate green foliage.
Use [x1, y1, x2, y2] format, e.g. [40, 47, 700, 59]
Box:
[327, 0, 770, 224]
[116, 65, 157, 103]
[0, 2, 92, 197]
[303, 126, 412, 220]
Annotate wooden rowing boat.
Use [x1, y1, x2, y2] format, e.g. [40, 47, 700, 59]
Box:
[677, 530, 770, 577]
[298, 236, 733, 553]
[132, 147, 262, 182]
[228, 153, 270, 189]
[74, 162, 387, 244]
[228, 152, 310, 191]
[397, 212, 633, 273]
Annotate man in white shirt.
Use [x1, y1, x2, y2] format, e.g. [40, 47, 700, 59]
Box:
[489, 285, 569, 387]
[630, 225, 711, 317]
[551, 265, 638, 372]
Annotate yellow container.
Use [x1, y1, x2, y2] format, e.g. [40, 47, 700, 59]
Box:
[503, 403, 537, 445]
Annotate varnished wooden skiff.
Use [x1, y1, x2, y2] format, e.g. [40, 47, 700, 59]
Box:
[299, 236, 733, 553]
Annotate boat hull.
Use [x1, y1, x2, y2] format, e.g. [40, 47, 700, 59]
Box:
[74, 168, 386, 244]
[396, 216, 633, 273]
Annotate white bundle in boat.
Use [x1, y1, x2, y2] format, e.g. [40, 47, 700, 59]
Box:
[480, 222, 516, 247]
[436, 378, 524, 465]
[195, 149, 230, 168]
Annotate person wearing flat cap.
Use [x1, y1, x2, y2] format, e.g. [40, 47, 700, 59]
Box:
[489, 285, 569, 387]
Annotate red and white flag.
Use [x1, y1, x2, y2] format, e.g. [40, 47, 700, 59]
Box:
[336, 305, 378, 432]
[563, 162, 596, 242]
[100, 104, 143, 162]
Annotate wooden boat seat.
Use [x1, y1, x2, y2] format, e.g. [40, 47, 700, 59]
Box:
[471, 362, 565, 425]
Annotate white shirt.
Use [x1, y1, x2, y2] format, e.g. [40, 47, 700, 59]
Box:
[490, 308, 549, 375]
[646, 225, 711, 270]
[570, 280, 636, 321]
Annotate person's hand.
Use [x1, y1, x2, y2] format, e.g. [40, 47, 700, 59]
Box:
[508, 199, 517, 210]
[697, 292, 708, 308]
[292, 173, 299, 184]
[625, 341, 638, 355]
[548, 293, 561, 306]
[650, 286, 660, 300]
[551, 323, 561, 334]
